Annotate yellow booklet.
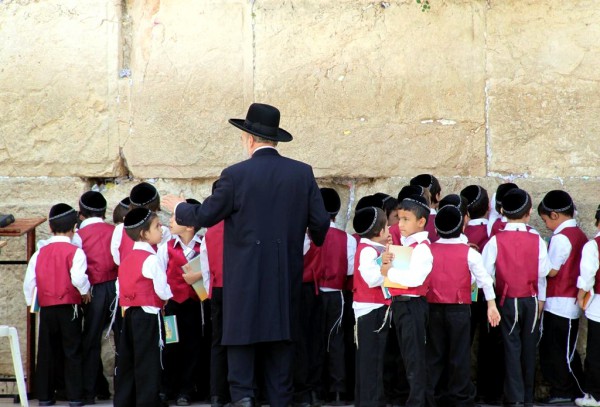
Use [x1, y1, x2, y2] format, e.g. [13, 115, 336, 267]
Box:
[382, 245, 412, 289]
[182, 255, 209, 301]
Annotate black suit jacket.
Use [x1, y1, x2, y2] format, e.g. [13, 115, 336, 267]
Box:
[176, 147, 330, 345]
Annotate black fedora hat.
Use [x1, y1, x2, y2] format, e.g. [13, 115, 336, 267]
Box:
[228, 103, 293, 142]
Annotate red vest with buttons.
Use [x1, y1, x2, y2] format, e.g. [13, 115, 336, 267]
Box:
[352, 242, 390, 305]
[547, 226, 588, 298]
[390, 224, 402, 246]
[78, 222, 118, 285]
[593, 237, 600, 293]
[119, 227, 135, 264]
[494, 230, 539, 305]
[303, 243, 322, 294]
[118, 250, 164, 308]
[387, 240, 431, 297]
[206, 221, 225, 297]
[426, 214, 439, 243]
[166, 240, 200, 303]
[35, 242, 83, 306]
[319, 227, 349, 290]
[464, 223, 490, 252]
[426, 243, 472, 304]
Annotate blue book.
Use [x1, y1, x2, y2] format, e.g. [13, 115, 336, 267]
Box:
[164, 314, 179, 344]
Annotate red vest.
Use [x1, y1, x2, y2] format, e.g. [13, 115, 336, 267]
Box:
[387, 240, 431, 297]
[35, 242, 82, 306]
[426, 243, 472, 304]
[546, 226, 588, 298]
[119, 250, 164, 308]
[594, 236, 600, 293]
[490, 218, 506, 237]
[206, 221, 225, 296]
[464, 223, 490, 252]
[390, 224, 402, 246]
[426, 214, 439, 243]
[119, 227, 135, 264]
[494, 230, 539, 305]
[78, 222, 118, 285]
[166, 240, 200, 303]
[319, 228, 349, 290]
[352, 242, 390, 305]
[303, 243, 322, 294]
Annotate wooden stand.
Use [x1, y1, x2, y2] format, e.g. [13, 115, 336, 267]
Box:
[0, 218, 47, 394]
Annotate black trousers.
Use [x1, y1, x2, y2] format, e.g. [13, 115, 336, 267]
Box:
[114, 307, 163, 407]
[210, 288, 230, 402]
[585, 319, 600, 400]
[427, 304, 475, 407]
[355, 306, 389, 407]
[540, 311, 584, 399]
[392, 297, 429, 407]
[293, 283, 324, 403]
[499, 297, 539, 404]
[37, 304, 84, 402]
[82, 280, 118, 399]
[342, 289, 356, 401]
[384, 321, 410, 406]
[162, 298, 203, 399]
[321, 290, 346, 393]
[228, 341, 294, 407]
[471, 293, 504, 402]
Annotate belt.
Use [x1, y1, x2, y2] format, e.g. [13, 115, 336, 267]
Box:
[391, 295, 420, 302]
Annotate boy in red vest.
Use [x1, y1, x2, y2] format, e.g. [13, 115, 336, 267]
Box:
[482, 188, 550, 407]
[425, 205, 500, 407]
[487, 182, 518, 237]
[111, 182, 170, 266]
[537, 190, 586, 404]
[352, 207, 391, 407]
[575, 205, 600, 407]
[409, 174, 441, 243]
[114, 207, 173, 407]
[317, 188, 357, 405]
[23, 203, 91, 406]
[112, 196, 130, 224]
[157, 198, 204, 406]
[72, 191, 118, 403]
[389, 185, 428, 246]
[382, 195, 433, 407]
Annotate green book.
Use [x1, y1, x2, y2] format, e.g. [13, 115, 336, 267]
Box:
[164, 314, 179, 344]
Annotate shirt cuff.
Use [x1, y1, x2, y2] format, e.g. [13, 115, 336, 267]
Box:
[482, 286, 496, 301]
[577, 276, 593, 292]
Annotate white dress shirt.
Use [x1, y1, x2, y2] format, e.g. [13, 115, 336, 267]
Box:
[544, 219, 581, 319]
[387, 231, 433, 289]
[578, 232, 600, 322]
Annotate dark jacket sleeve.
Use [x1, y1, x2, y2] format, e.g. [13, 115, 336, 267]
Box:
[175, 170, 235, 229]
[306, 170, 330, 247]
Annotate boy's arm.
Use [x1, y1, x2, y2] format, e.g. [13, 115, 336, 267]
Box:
[468, 248, 496, 301]
[546, 234, 571, 278]
[347, 234, 357, 276]
[155, 241, 169, 272]
[23, 251, 39, 306]
[143, 255, 173, 301]
[481, 236, 498, 278]
[537, 236, 550, 302]
[358, 246, 385, 288]
[199, 236, 211, 293]
[72, 232, 83, 249]
[110, 224, 122, 266]
[386, 244, 433, 287]
[70, 248, 91, 296]
[577, 239, 599, 308]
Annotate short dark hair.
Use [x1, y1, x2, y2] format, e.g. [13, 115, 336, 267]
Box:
[382, 196, 399, 219]
[48, 204, 78, 234]
[410, 174, 441, 205]
[363, 208, 388, 239]
[112, 197, 130, 224]
[124, 211, 158, 242]
[595, 204, 600, 227]
[399, 195, 430, 226]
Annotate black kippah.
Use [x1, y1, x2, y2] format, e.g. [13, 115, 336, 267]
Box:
[460, 185, 482, 208]
[356, 195, 382, 211]
[353, 207, 378, 236]
[49, 203, 77, 221]
[410, 174, 434, 189]
[540, 190, 573, 213]
[373, 192, 392, 206]
[496, 183, 518, 204]
[502, 189, 529, 215]
[398, 185, 424, 202]
[439, 194, 462, 210]
[79, 191, 107, 211]
[124, 207, 152, 229]
[402, 194, 430, 212]
[129, 182, 158, 206]
[118, 197, 130, 209]
[435, 205, 464, 234]
[321, 188, 341, 215]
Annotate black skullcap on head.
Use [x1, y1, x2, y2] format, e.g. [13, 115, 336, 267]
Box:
[439, 194, 462, 210]
[501, 188, 529, 215]
[435, 205, 464, 235]
[401, 194, 430, 212]
[398, 185, 424, 202]
[320, 188, 341, 215]
[129, 182, 158, 206]
[118, 197, 130, 209]
[353, 207, 379, 236]
[124, 207, 152, 229]
[540, 190, 573, 212]
[496, 183, 518, 203]
[460, 185, 482, 208]
[356, 195, 382, 211]
[373, 192, 392, 206]
[79, 191, 107, 211]
[410, 174, 434, 189]
[186, 198, 202, 205]
[49, 203, 77, 221]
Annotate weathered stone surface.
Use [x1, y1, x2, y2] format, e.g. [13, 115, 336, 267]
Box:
[487, 1, 600, 177]
[0, 0, 121, 177]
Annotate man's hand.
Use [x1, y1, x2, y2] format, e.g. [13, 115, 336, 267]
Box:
[162, 194, 185, 214]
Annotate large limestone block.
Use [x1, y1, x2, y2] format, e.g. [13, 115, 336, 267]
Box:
[487, 1, 600, 177]
[254, 0, 487, 178]
[121, 0, 253, 178]
[0, 0, 121, 177]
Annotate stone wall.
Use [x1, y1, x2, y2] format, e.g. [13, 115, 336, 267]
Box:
[1, 0, 599, 379]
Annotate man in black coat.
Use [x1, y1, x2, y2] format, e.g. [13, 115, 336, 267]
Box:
[163, 103, 330, 407]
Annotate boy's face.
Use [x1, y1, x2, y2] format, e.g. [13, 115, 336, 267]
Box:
[540, 212, 564, 231]
[387, 209, 400, 226]
[398, 209, 426, 237]
[142, 217, 163, 245]
[169, 213, 188, 236]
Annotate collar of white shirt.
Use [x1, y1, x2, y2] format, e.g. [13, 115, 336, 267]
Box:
[171, 234, 202, 249]
[468, 218, 488, 226]
[404, 231, 429, 245]
[47, 236, 72, 244]
[502, 222, 529, 232]
[359, 237, 385, 248]
[79, 217, 105, 229]
[552, 218, 578, 235]
[133, 241, 156, 254]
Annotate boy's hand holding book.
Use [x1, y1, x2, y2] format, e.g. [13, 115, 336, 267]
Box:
[380, 245, 394, 277]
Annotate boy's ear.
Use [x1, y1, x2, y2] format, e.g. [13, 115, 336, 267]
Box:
[550, 211, 560, 220]
[417, 216, 427, 228]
